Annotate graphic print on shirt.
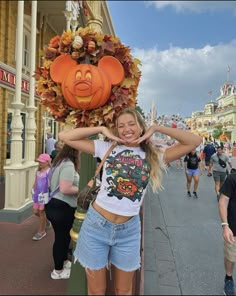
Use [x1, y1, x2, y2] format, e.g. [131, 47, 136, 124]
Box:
[105, 149, 150, 202]
[187, 155, 198, 166]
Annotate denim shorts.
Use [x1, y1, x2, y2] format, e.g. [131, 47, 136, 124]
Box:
[73, 203, 141, 272]
[186, 168, 200, 177]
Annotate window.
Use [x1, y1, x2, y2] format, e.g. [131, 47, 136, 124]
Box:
[23, 31, 30, 69]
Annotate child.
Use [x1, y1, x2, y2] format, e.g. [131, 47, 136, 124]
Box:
[32, 153, 51, 241]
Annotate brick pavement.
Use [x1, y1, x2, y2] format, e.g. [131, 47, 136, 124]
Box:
[0, 215, 67, 295]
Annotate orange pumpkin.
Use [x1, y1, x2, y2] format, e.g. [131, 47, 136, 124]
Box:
[50, 54, 125, 110]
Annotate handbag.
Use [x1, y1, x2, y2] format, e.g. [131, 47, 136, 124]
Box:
[77, 143, 116, 210]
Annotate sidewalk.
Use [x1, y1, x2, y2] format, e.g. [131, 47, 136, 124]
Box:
[0, 215, 67, 295]
[144, 182, 181, 295]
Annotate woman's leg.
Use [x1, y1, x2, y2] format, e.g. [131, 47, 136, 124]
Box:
[193, 175, 199, 192]
[186, 175, 192, 192]
[113, 266, 135, 295]
[86, 268, 107, 295]
[46, 199, 75, 270]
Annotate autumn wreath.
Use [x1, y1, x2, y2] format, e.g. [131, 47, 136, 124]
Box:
[34, 27, 141, 128]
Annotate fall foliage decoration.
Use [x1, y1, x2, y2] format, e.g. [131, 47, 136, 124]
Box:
[34, 27, 141, 127]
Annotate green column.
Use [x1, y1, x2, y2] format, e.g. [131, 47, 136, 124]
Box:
[67, 152, 97, 295]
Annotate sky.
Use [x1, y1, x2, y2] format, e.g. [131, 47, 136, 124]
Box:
[107, 1, 236, 118]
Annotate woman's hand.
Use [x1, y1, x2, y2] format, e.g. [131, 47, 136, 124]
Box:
[101, 127, 126, 144]
[132, 126, 157, 144]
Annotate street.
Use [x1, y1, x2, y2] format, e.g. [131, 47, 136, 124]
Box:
[144, 163, 233, 295]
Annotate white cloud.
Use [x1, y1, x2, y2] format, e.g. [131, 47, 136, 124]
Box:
[132, 40, 236, 117]
[146, 1, 236, 15]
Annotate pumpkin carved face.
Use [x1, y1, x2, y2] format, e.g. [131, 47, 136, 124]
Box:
[50, 55, 125, 110]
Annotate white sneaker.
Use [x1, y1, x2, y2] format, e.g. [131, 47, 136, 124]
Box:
[51, 268, 70, 280]
[64, 261, 72, 269]
[32, 232, 46, 241]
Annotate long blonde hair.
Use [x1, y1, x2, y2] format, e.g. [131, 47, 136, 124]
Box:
[116, 108, 164, 192]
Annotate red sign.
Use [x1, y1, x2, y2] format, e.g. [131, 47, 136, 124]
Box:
[0, 66, 30, 93]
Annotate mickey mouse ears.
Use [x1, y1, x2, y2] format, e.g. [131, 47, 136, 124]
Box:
[98, 56, 125, 85]
[50, 54, 77, 83]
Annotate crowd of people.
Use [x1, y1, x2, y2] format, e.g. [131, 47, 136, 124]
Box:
[31, 112, 236, 295]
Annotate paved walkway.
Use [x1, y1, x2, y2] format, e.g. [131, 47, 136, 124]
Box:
[143, 164, 235, 295]
[0, 164, 234, 295]
[0, 215, 67, 295]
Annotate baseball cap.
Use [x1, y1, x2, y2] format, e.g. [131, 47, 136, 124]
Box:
[36, 153, 51, 163]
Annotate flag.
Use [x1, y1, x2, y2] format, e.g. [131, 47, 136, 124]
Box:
[227, 65, 231, 72]
[208, 91, 212, 96]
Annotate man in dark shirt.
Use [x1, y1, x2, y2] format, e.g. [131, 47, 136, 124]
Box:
[203, 142, 216, 174]
[219, 172, 236, 295]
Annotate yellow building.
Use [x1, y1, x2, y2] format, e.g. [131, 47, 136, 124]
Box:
[0, 1, 115, 222]
[187, 81, 236, 143]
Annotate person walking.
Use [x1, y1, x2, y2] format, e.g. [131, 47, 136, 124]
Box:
[45, 132, 56, 155]
[45, 144, 80, 280]
[59, 108, 202, 295]
[32, 153, 51, 241]
[218, 171, 236, 295]
[203, 142, 216, 174]
[208, 146, 232, 201]
[184, 149, 202, 198]
[51, 140, 64, 162]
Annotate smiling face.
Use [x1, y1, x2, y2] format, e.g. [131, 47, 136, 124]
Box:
[63, 65, 111, 110]
[116, 113, 142, 146]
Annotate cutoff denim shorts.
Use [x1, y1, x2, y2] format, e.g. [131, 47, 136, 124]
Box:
[186, 168, 200, 177]
[73, 203, 141, 272]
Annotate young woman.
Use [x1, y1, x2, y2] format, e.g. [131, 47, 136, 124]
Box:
[59, 108, 202, 295]
[45, 145, 80, 280]
[184, 149, 202, 198]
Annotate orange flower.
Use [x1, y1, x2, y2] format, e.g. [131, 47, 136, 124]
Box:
[61, 31, 73, 46]
[49, 36, 61, 48]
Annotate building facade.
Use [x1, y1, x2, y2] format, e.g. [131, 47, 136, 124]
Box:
[0, 0, 115, 221]
[187, 81, 236, 143]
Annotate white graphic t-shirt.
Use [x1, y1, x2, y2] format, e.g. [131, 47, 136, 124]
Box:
[94, 140, 151, 216]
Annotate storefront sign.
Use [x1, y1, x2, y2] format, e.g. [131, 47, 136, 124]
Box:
[0, 66, 31, 93]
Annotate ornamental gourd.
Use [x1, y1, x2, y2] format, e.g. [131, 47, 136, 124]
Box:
[50, 54, 125, 110]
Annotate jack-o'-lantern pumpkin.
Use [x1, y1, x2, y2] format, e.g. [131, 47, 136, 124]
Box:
[50, 54, 125, 110]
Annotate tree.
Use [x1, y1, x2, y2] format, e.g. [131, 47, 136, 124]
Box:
[135, 105, 145, 119]
[212, 125, 223, 139]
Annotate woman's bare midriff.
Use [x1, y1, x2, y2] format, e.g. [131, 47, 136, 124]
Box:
[93, 200, 132, 224]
